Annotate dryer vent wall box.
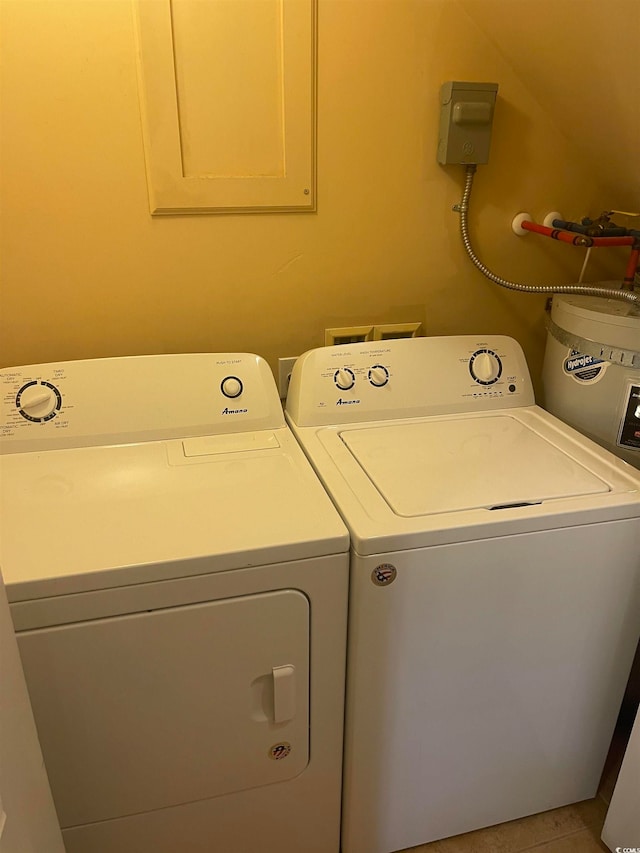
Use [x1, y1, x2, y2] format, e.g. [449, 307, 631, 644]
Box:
[0, 353, 349, 853]
[438, 81, 498, 165]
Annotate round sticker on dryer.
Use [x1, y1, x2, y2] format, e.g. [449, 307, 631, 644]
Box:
[563, 350, 608, 384]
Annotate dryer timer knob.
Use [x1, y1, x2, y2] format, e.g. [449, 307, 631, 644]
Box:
[16, 382, 61, 421]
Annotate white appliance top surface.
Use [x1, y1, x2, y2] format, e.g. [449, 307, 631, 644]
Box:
[341, 415, 610, 516]
[301, 408, 640, 554]
[0, 355, 348, 601]
[285, 336, 640, 555]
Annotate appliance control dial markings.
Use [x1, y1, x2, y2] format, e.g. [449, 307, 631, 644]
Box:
[469, 349, 502, 385]
[220, 376, 243, 399]
[334, 368, 356, 391]
[16, 380, 63, 422]
[368, 365, 389, 387]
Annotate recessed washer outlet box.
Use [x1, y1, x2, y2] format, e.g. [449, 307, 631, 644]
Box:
[374, 322, 422, 340]
[324, 326, 375, 346]
[325, 323, 423, 346]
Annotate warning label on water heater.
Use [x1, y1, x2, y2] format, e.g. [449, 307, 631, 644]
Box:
[618, 384, 640, 451]
[563, 349, 608, 384]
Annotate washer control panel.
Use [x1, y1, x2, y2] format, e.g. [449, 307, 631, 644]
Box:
[331, 364, 391, 390]
[286, 335, 535, 427]
[0, 354, 284, 453]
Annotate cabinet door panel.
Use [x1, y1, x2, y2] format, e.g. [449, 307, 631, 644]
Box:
[135, 0, 316, 214]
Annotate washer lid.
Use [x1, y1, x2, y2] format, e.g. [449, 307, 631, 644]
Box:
[340, 416, 610, 516]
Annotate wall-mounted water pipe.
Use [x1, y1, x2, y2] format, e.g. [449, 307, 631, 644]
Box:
[552, 218, 640, 239]
[552, 214, 640, 284]
[515, 219, 639, 289]
[456, 165, 639, 310]
[519, 220, 635, 247]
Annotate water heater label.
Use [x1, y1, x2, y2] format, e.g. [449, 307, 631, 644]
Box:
[618, 384, 640, 451]
[563, 350, 607, 384]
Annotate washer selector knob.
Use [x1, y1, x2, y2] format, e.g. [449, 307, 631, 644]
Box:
[334, 368, 356, 391]
[16, 381, 62, 422]
[220, 376, 243, 398]
[368, 365, 389, 387]
[469, 350, 502, 385]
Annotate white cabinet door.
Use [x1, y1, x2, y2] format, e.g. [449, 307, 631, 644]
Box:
[0, 568, 65, 853]
[135, 0, 316, 214]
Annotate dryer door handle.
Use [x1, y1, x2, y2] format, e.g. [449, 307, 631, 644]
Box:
[272, 665, 296, 723]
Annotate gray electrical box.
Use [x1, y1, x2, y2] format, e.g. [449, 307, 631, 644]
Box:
[437, 81, 498, 165]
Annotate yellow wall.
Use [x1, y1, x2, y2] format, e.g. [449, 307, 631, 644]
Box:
[459, 0, 640, 208]
[1, 0, 635, 390]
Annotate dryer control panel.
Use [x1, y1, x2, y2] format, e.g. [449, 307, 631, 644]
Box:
[286, 335, 535, 427]
[0, 354, 285, 453]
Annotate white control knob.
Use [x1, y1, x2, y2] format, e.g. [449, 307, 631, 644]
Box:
[221, 376, 243, 398]
[17, 382, 61, 420]
[469, 350, 502, 384]
[334, 368, 355, 391]
[368, 365, 389, 387]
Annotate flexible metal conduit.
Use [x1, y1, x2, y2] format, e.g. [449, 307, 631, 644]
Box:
[458, 165, 640, 310]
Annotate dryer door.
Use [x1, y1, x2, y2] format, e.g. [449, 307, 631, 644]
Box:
[17, 589, 310, 828]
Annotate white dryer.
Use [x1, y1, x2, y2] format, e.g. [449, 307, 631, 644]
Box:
[285, 335, 640, 853]
[0, 353, 349, 853]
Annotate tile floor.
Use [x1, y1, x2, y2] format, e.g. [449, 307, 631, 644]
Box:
[396, 722, 630, 853]
[399, 796, 609, 853]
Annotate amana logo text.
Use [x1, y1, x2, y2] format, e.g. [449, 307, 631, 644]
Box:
[221, 407, 248, 415]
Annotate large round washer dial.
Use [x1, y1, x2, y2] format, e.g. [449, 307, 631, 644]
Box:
[16, 380, 62, 422]
[469, 349, 502, 385]
[334, 368, 355, 391]
[220, 376, 243, 399]
[368, 365, 389, 387]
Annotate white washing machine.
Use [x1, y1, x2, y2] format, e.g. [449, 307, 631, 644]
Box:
[0, 353, 349, 853]
[285, 335, 640, 853]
